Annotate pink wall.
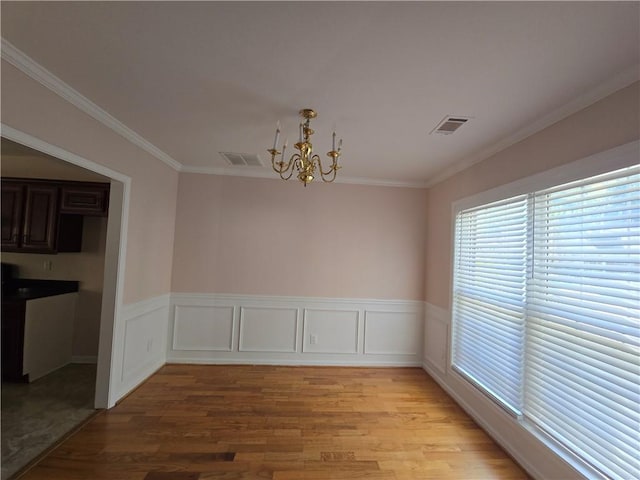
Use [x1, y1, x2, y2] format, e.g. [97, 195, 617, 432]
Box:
[171, 174, 428, 301]
[425, 81, 640, 309]
[1, 61, 179, 304]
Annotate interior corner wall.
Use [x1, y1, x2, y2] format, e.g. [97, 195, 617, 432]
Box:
[1, 59, 179, 400]
[422, 81, 640, 479]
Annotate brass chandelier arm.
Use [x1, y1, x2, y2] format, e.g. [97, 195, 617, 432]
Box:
[320, 169, 338, 183]
[314, 153, 339, 176]
[270, 149, 300, 181]
[280, 154, 299, 180]
[314, 153, 341, 183]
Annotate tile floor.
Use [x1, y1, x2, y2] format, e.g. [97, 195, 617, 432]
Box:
[1, 363, 96, 479]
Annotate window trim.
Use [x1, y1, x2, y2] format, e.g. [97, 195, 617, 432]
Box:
[452, 141, 639, 218]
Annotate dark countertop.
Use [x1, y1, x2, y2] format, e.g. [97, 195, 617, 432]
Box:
[2, 279, 79, 302]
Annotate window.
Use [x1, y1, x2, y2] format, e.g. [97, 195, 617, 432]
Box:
[452, 165, 639, 479]
[452, 195, 528, 414]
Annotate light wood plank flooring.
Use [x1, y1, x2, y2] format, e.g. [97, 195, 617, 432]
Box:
[18, 365, 530, 479]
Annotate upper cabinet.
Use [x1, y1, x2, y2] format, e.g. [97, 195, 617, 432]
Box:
[60, 183, 109, 216]
[20, 183, 59, 253]
[1, 179, 110, 254]
[1, 182, 24, 249]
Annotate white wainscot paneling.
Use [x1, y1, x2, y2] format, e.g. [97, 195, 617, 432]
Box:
[173, 305, 234, 351]
[364, 311, 422, 355]
[303, 309, 359, 354]
[118, 295, 170, 397]
[424, 303, 449, 375]
[169, 294, 424, 366]
[239, 306, 298, 353]
[122, 309, 164, 379]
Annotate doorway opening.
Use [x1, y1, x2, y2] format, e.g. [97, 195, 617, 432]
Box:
[0, 133, 128, 477]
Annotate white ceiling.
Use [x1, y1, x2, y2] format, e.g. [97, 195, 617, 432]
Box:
[1, 2, 638, 186]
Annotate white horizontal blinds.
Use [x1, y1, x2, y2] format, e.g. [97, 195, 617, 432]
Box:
[452, 195, 528, 414]
[525, 166, 640, 480]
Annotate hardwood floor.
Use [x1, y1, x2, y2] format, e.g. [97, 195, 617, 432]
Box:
[18, 365, 530, 480]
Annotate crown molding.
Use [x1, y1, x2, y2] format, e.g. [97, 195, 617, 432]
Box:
[334, 175, 428, 189]
[425, 65, 640, 188]
[179, 165, 428, 188]
[1, 38, 183, 172]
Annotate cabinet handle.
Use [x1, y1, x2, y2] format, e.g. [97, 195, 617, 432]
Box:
[22, 234, 29, 243]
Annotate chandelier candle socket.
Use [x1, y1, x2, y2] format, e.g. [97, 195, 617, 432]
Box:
[268, 108, 342, 186]
[273, 121, 280, 150]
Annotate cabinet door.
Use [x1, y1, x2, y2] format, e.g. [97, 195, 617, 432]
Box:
[60, 183, 109, 216]
[21, 184, 59, 253]
[1, 183, 24, 249]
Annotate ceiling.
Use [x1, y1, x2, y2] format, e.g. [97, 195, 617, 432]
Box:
[1, 2, 638, 187]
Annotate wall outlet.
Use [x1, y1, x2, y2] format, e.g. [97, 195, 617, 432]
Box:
[146, 339, 153, 352]
[310, 334, 318, 345]
[43, 260, 53, 271]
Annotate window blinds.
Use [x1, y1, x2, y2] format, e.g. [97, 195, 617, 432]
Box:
[525, 168, 640, 480]
[452, 165, 640, 479]
[452, 195, 528, 414]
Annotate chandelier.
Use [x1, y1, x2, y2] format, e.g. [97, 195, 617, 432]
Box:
[268, 109, 342, 186]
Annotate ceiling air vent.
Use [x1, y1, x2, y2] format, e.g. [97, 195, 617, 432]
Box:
[431, 116, 471, 135]
[219, 152, 263, 167]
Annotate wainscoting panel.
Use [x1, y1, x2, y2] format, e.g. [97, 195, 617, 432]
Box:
[113, 294, 170, 402]
[364, 311, 422, 355]
[424, 302, 449, 375]
[169, 294, 424, 366]
[239, 307, 298, 353]
[302, 309, 359, 354]
[173, 305, 234, 351]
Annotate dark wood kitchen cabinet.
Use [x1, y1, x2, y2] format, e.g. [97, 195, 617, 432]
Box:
[1, 181, 59, 253]
[1, 179, 109, 254]
[60, 182, 109, 216]
[20, 183, 60, 252]
[1, 182, 24, 249]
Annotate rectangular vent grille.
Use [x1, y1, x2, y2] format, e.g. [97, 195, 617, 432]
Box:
[431, 116, 471, 135]
[219, 152, 263, 167]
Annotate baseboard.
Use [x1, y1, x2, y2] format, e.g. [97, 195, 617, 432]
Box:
[115, 357, 166, 402]
[169, 357, 422, 367]
[71, 355, 98, 364]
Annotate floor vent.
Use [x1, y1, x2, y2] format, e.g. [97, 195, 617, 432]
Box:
[431, 116, 471, 135]
[219, 152, 263, 167]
